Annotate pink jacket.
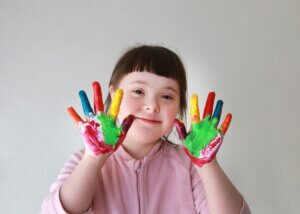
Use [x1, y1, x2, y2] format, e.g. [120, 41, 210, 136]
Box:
[41, 140, 250, 213]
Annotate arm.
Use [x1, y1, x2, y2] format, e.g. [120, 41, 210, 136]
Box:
[194, 159, 243, 214]
[175, 92, 250, 214]
[59, 151, 111, 213]
[41, 82, 133, 213]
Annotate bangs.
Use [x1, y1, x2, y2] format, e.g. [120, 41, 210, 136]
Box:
[122, 46, 184, 80]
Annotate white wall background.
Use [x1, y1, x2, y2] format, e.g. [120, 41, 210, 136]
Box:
[1, 0, 299, 213]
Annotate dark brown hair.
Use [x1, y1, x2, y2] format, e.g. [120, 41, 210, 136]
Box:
[104, 45, 187, 121]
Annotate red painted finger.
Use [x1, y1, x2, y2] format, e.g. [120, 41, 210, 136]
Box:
[67, 107, 84, 124]
[219, 113, 232, 136]
[92, 81, 104, 114]
[174, 119, 187, 140]
[203, 92, 215, 119]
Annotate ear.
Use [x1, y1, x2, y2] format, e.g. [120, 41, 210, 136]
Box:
[109, 85, 115, 100]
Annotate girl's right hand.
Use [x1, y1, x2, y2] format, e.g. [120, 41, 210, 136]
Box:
[67, 81, 134, 157]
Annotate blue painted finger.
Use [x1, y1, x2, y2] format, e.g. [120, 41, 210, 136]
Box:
[212, 100, 223, 126]
[79, 90, 94, 118]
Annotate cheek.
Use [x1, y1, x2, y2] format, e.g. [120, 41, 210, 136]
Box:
[163, 106, 179, 126]
[167, 109, 178, 120]
[118, 95, 139, 121]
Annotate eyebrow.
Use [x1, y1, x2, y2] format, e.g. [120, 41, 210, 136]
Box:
[129, 80, 178, 94]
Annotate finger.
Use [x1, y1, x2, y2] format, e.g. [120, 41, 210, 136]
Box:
[92, 81, 104, 114]
[190, 94, 200, 124]
[120, 114, 135, 134]
[203, 92, 215, 119]
[219, 113, 232, 135]
[115, 115, 135, 149]
[79, 90, 94, 118]
[174, 119, 187, 140]
[108, 89, 123, 119]
[212, 100, 223, 127]
[67, 107, 84, 124]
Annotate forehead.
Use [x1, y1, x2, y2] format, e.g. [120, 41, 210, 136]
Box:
[119, 71, 179, 92]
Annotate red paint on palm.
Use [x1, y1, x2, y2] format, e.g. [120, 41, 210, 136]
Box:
[80, 114, 135, 156]
[80, 120, 113, 156]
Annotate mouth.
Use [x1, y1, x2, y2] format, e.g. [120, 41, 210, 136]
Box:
[135, 117, 162, 125]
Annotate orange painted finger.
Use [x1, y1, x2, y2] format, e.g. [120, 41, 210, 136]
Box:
[92, 81, 104, 114]
[190, 94, 200, 124]
[203, 92, 215, 119]
[219, 113, 232, 135]
[108, 89, 123, 119]
[67, 107, 84, 124]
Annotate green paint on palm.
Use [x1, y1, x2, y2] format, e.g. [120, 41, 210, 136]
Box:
[97, 114, 122, 146]
[183, 115, 219, 157]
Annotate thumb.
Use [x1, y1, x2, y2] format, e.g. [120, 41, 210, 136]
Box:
[115, 115, 135, 149]
[174, 119, 187, 140]
[120, 115, 135, 134]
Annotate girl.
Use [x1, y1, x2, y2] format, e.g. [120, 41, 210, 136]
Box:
[41, 45, 250, 213]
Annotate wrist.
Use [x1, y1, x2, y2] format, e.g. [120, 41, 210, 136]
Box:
[194, 158, 219, 178]
[83, 149, 112, 166]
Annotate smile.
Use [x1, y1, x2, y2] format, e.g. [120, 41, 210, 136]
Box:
[136, 117, 162, 125]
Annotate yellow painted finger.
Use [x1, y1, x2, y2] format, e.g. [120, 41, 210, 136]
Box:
[108, 89, 123, 119]
[190, 94, 200, 124]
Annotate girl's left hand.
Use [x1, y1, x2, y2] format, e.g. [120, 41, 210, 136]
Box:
[174, 92, 232, 167]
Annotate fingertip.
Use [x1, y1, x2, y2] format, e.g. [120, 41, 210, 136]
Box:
[208, 91, 216, 97]
[92, 81, 100, 88]
[79, 90, 86, 97]
[191, 93, 198, 100]
[174, 118, 182, 124]
[67, 107, 83, 124]
[115, 88, 124, 97]
[126, 114, 135, 122]
[217, 99, 223, 105]
[122, 114, 135, 132]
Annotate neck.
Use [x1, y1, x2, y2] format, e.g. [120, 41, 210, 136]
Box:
[122, 138, 160, 160]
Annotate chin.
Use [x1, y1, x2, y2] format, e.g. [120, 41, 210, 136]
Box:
[126, 124, 162, 144]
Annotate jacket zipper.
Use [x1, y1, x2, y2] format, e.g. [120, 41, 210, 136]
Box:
[135, 161, 142, 214]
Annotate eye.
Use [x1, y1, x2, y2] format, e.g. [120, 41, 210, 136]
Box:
[132, 89, 144, 95]
[161, 94, 174, 100]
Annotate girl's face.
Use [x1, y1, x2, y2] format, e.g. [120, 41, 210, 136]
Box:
[111, 71, 180, 144]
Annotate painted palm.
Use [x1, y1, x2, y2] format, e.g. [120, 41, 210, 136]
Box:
[67, 82, 134, 156]
[174, 92, 232, 167]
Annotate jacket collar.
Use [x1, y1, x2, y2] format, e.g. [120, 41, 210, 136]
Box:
[114, 139, 164, 162]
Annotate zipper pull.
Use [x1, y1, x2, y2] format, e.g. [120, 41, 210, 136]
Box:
[133, 160, 141, 172]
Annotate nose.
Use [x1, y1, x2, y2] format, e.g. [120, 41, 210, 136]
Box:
[143, 98, 159, 113]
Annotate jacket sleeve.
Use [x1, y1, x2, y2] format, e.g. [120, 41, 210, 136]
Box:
[40, 150, 93, 214]
[191, 164, 251, 214]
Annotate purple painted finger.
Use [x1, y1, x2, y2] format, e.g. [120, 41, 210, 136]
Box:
[174, 119, 187, 140]
[115, 115, 135, 149]
[121, 114, 135, 134]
